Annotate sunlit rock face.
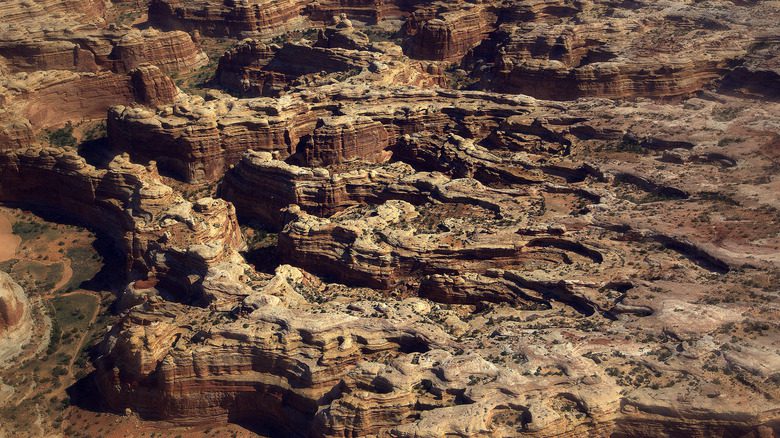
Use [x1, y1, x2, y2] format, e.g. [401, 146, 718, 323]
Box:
[1, 0, 780, 436]
[0, 272, 32, 365]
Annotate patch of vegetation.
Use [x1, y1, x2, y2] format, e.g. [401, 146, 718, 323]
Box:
[64, 246, 103, 291]
[12, 220, 45, 242]
[605, 136, 650, 154]
[46, 122, 77, 147]
[717, 137, 742, 147]
[362, 27, 403, 45]
[699, 191, 740, 206]
[114, 10, 141, 26]
[712, 106, 743, 122]
[331, 67, 363, 82]
[11, 260, 64, 294]
[444, 64, 479, 90]
[271, 28, 320, 45]
[51, 293, 97, 329]
[81, 121, 107, 142]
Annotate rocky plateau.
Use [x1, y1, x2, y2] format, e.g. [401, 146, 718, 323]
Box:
[0, 0, 779, 437]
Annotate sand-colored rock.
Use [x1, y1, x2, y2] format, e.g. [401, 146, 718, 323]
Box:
[1, 0, 780, 436]
[0, 271, 32, 365]
[149, 0, 309, 37]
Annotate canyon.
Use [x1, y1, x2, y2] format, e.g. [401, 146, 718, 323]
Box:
[0, 0, 779, 437]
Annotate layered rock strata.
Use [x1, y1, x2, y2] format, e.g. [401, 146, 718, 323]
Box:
[0, 65, 178, 148]
[215, 19, 441, 98]
[219, 151, 413, 229]
[148, 0, 309, 37]
[403, 3, 497, 62]
[476, 0, 766, 99]
[0, 27, 207, 75]
[107, 93, 316, 182]
[2, 0, 780, 436]
[0, 147, 245, 306]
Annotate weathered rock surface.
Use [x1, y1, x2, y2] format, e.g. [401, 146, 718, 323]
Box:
[216, 18, 442, 97]
[107, 93, 316, 182]
[2, 0, 780, 437]
[473, 0, 772, 100]
[0, 65, 179, 148]
[0, 271, 32, 368]
[0, 0, 105, 27]
[149, 0, 309, 37]
[0, 271, 30, 345]
[0, 147, 245, 306]
[0, 0, 207, 148]
[0, 27, 207, 75]
[403, 3, 497, 62]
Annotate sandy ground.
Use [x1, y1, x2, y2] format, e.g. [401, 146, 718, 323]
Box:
[0, 210, 21, 262]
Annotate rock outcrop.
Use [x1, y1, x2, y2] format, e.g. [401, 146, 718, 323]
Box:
[107, 93, 316, 182]
[0, 272, 30, 343]
[0, 271, 32, 366]
[403, 3, 497, 62]
[0, 27, 207, 75]
[149, 0, 309, 37]
[2, 1, 780, 437]
[304, 116, 390, 166]
[0, 147, 245, 306]
[0, 65, 178, 147]
[470, 0, 773, 100]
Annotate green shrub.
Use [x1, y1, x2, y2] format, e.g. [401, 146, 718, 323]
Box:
[47, 122, 77, 147]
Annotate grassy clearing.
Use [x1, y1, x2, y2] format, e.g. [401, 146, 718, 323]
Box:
[64, 246, 103, 292]
[11, 259, 64, 295]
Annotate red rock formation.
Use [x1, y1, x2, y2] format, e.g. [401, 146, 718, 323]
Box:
[215, 39, 372, 97]
[0, 65, 178, 138]
[403, 4, 496, 62]
[17, 71, 135, 129]
[130, 65, 179, 107]
[304, 115, 390, 166]
[107, 94, 317, 182]
[111, 29, 209, 75]
[215, 39, 284, 96]
[477, 1, 754, 99]
[219, 150, 417, 229]
[148, 0, 309, 37]
[0, 26, 207, 76]
[0, 0, 106, 27]
[0, 147, 245, 305]
[315, 17, 370, 50]
[306, 0, 412, 24]
[723, 35, 780, 99]
[93, 292, 446, 436]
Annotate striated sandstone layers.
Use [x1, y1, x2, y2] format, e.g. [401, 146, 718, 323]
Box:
[0, 65, 179, 148]
[149, 0, 309, 37]
[403, 3, 497, 62]
[220, 151, 414, 229]
[474, 0, 768, 100]
[0, 147, 245, 306]
[215, 18, 443, 98]
[149, 0, 419, 37]
[304, 116, 390, 166]
[306, 0, 415, 24]
[0, 27, 207, 75]
[0, 0, 106, 27]
[2, 0, 780, 436]
[110, 86, 569, 183]
[0, 1, 208, 151]
[107, 93, 316, 182]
